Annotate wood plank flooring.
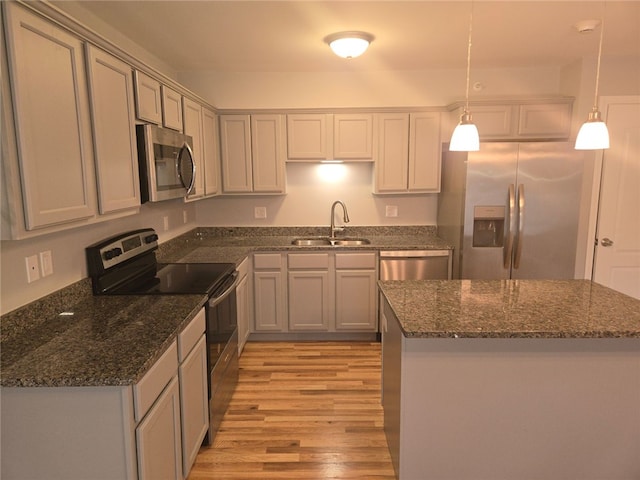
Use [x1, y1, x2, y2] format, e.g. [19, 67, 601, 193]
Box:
[187, 342, 396, 479]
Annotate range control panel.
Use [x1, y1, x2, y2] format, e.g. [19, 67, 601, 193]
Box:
[86, 228, 159, 275]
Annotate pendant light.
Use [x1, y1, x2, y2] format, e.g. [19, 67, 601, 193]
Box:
[449, 8, 479, 152]
[575, 16, 610, 150]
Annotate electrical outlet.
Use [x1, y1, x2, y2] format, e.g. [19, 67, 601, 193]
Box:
[163, 216, 169, 231]
[254, 206, 267, 219]
[385, 205, 398, 217]
[25, 255, 40, 283]
[40, 250, 53, 277]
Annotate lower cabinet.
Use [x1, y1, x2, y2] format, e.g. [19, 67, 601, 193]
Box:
[236, 257, 251, 353]
[252, 251, 377, 334]
[0, 308, 208, 480]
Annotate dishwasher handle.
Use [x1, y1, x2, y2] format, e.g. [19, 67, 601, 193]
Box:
[379, 250, 451, 258]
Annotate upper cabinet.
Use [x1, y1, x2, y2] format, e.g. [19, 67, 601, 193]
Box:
[161, 85, 184, 132]
[183, 97, 205, 200]
[449, 100, 572, 141]
[374, 112, 442, 194]
[286, 113, 373, 161]
[220, 114, 286, 194]
[86, 45, 140, 214]
[3, 2, 97, 231]
[202, 108, 220, 197]
[133, 70, 162, 124]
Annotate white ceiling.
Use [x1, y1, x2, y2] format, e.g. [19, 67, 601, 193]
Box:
[63, 1, 640, 73]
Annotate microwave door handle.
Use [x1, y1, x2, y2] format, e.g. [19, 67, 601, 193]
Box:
[177, 143, 196, 195]
[504, 184, 516, 269]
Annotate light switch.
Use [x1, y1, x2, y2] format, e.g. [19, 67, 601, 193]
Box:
[40, 250, 53, 277]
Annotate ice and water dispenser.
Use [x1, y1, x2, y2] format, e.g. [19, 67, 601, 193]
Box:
[472, 206, 505, 247]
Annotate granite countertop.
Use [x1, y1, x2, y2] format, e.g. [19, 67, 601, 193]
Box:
[1, 226, 451, 388]
[379, 279, 640, 339]
[1, 281, 207, 388]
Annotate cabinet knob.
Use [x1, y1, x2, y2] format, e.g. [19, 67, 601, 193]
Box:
[600, 237, 614, 247]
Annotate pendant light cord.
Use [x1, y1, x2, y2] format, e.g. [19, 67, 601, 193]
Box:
[593, 16, 605, 107]
[464, 7, 474, 113]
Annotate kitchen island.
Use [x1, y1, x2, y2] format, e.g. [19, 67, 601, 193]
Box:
[378, 279, 640, 480]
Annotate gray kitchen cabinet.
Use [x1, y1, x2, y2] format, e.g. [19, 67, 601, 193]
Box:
[286, 113, 373, 161]
[177, 310, 208, 477]
[374, 112, 441, 193]
[253, 253, 287, 331]
[202, 107, 221, 197]
[449, 100, 572, 141]
[183, 97, 205, 200]
[86, 45, 141, 214]
[335, 252, 377, 331]
[161, 84, 184, 131]
[3, 2, 97, 231]
[133, 70, 162, 124]
[220, 114, 286, 194]
[236, 257, 251, 352]
[288, 253, 332, 331]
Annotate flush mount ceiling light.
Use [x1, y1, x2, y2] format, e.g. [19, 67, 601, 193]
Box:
[449, 9, 480, 152]
[575, 17, 610, 150]
[325, 31, 374, 59]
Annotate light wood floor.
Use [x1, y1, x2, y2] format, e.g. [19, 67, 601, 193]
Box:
[187, 341, 396, 480]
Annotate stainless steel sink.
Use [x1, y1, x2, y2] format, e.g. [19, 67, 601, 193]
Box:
[291, 237, 370, 246]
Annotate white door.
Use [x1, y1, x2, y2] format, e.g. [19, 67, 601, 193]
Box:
[592, 96, 640, 300]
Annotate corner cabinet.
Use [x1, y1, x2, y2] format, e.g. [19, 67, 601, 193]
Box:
[3, 2, 97, 230]
[219, 114, 286, 194]
[375, 112, 441, 193]
[86, 45, 141, 214]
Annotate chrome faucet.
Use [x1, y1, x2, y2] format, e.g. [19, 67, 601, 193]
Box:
[330, 200, 350, 238]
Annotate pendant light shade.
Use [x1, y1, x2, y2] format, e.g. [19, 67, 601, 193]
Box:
[325, 32, 374, 59]
[575, 17, 610, 150]
[449, 10, 480, 152]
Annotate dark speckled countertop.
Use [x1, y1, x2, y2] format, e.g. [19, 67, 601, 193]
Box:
[1, 226, 449, 388]
[379, 279, 640, 339]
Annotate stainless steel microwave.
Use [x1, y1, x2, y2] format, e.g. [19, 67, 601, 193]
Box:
[136, 124, 195, 203]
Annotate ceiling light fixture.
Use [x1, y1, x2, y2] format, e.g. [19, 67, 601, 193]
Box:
[449, 8, 479, 152]
[325, 31, 374, 59]
[575, 17, 610, 150]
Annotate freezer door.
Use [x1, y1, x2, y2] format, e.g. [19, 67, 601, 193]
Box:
[511, 143, 584, 279]
[461, 143, 518, 279]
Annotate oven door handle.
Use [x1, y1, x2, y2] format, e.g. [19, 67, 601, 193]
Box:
[209, 271, 239, 307]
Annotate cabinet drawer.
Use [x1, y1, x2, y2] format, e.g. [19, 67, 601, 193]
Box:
[254, 253, 282, 269]
[178, 308, 206, 362]
[335, 252, 377, 269]
[134, 341, 178, 422]
[288, 253, 330, 269]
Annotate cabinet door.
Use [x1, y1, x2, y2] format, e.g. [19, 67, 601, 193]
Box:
[4, 3, 96, 229]
[335, 269, 377, 330]
[251, 114, 286, 193]
[183, 98, 205, 199]
[408, 112, 441, 192]
[469, 105, 516, 139]
[517, 103, 571, 139]
[202, 108, 220, 196]
[254, 271, 285, 331]
[161, 85, 183, 131]
[236, 272, 250, 353]
[136, 376, 182, 480]
[288, 271, 331, 331]
[133, 70, 162, 124]
[179, 335, 208, 477]
[286, 114, 331, 160]
[220, 115, 253, 193]
[86, 45, 141, 213]
[334, 114, 373, 160]
[375, 113, 409, 193]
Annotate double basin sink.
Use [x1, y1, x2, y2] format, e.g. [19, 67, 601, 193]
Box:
[291, 237, 371, 246]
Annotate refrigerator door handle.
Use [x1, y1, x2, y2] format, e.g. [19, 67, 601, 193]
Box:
[513, 183, 525, 269]
[504, 184, 516, 269]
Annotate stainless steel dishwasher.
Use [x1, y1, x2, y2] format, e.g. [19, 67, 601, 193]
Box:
[379, 250, 452, 280]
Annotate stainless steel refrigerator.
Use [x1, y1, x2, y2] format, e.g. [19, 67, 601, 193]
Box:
[437, 142, 586, 279]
